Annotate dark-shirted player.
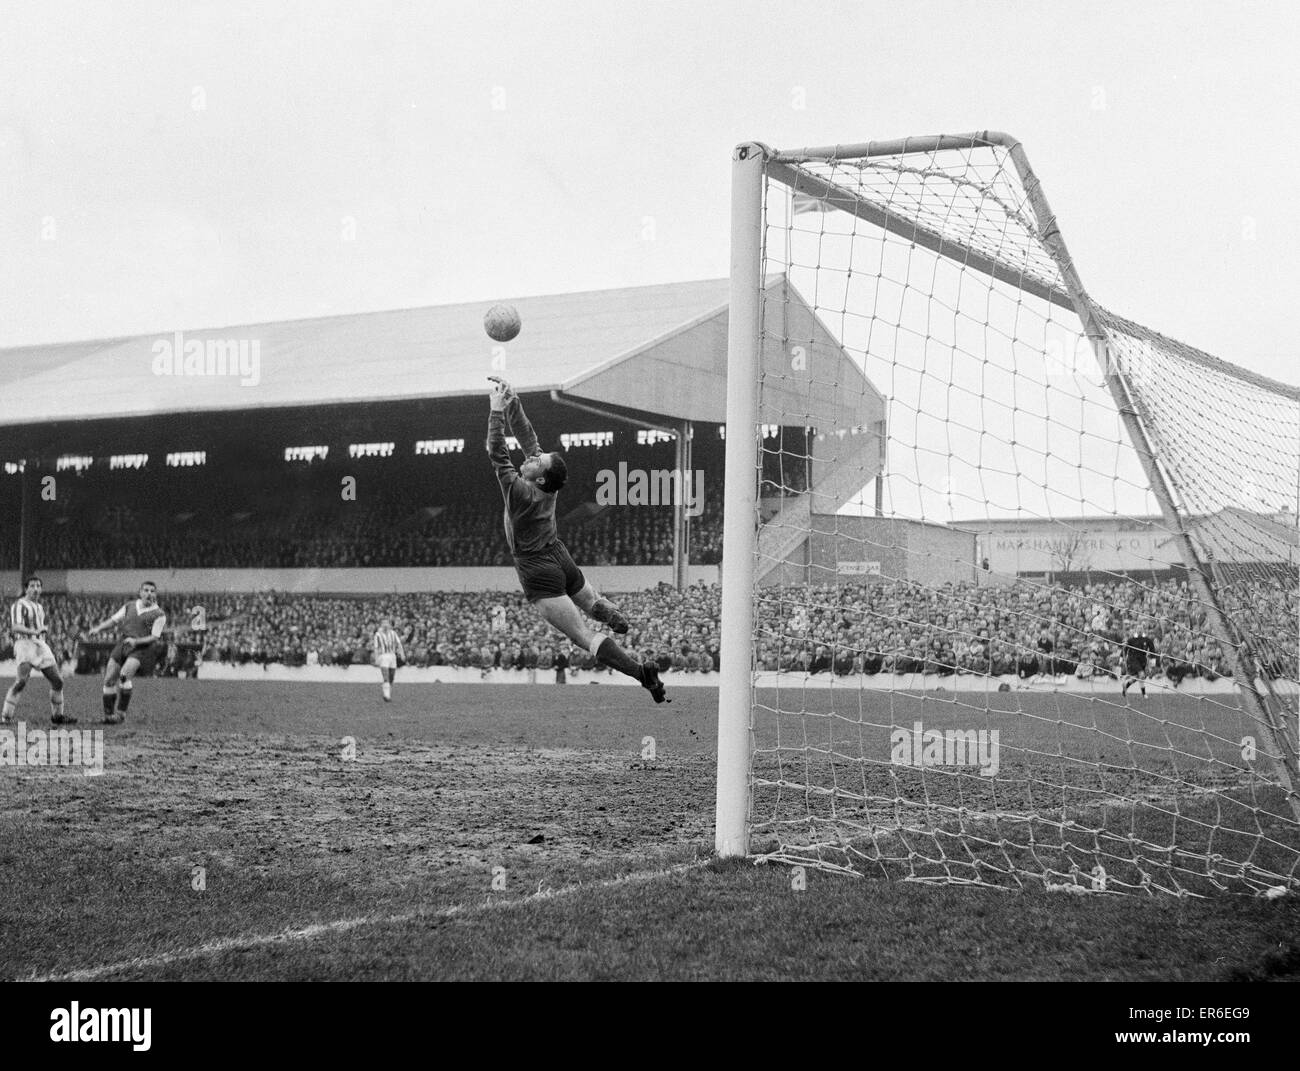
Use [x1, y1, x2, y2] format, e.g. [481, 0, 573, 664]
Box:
[1120, 620, 1158, 698]
[485, 376, 667, 703]
[84, 581, 168, 724]
[1035, 628, 1055, 677]
[3, 576, 72, 725]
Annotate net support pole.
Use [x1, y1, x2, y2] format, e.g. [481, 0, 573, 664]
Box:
[716, 142, 765, 858]
[682, 420, 694, 588]
[1005, 141, 1300, 818]
[672, 419, 693, 590]
[18, 459, 36, 587]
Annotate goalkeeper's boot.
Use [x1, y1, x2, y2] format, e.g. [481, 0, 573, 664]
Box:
[640, 663, 670, 704]
[590, 599, 630, 635]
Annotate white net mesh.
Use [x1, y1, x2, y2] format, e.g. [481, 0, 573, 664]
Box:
[746, 137, 1300, 895]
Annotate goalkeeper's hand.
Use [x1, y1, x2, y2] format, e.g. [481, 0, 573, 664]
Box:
[488, 379, 509, 412]
[487, 375, 516, 402]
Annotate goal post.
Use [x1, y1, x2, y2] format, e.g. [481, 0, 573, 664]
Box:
[715, 143, 765, 858]
[717, 133, 1300, 894]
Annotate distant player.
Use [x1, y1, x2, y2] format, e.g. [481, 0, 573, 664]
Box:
[373, 617, 404, 702]
[84, 581, 168, 724]
[1120, 621, 1158, 698]
[485, 376, 667, 703]
[188, 604, 208, 677]
[2, 576, 72, 725]
[1015, 630, 1040, 682]
[1035, 627, 1055, 677]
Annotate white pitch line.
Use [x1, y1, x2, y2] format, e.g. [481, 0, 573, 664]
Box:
[20, 858, 709, 982]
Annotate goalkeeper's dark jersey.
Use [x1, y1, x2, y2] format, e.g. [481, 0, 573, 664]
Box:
[486, 399, 558, 558]
[1123, 633, 1157, 668]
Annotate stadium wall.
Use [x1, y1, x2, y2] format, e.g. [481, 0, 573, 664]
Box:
[2, 659, 1269, 696]
[0, 654, 1289, 697]
[41, 565, 721, 595]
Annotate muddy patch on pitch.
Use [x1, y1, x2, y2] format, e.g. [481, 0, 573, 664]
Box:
[0, 736, 714, 886]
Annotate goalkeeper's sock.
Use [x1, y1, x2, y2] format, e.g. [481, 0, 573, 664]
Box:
[594, 636, 643, 681]
[50, 689, 71, 723]
[102, 688, 116, 718]
[1, 689, 17, 722]
[589, 600, 630, 635]
[115, 682, 133, 713]
[640, 662, 669, 704]
[382, 682, 392, 701]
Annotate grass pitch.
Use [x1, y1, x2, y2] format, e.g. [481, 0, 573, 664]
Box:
[1, 677, 1296, 981]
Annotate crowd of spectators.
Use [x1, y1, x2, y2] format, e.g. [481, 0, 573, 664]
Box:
[8, 505, 725, 569]
[753, 575, 1296, 682]
[7, 575, 1293, 685]
[1, 477, 725, 569]
[0, 437, 729, 570]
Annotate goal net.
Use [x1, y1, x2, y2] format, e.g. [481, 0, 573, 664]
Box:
[716, 133, 1300, 896]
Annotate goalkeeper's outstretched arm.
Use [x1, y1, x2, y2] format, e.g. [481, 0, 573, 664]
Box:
[488, 375, 541, 457]
[506, 393, 541, 457]
[486, 383, 519, 493]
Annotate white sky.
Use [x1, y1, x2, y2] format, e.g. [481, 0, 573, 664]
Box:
[1, 0, 1296, 388]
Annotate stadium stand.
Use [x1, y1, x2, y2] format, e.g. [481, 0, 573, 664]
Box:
[0, 437, 726, 570]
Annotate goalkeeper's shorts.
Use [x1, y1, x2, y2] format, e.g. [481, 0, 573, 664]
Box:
[514, 541, 586, 603]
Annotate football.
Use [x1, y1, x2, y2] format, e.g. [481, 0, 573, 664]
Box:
[484, 303, 521, 342]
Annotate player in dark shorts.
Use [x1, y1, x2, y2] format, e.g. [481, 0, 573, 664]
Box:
[485, 376, 667, 703]
[1120, 621, 1158, 698]
[84, 580, 168, 724]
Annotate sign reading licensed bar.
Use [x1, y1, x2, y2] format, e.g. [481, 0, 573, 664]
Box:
[836, 561, 881, 576]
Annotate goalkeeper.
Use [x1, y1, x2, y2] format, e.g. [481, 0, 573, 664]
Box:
[485, 376, 668, 703]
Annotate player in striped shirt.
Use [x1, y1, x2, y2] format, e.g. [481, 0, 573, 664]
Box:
[372, 618, 405, 702]
[83, 581, 168, 724]
[2, 576, 72, 725]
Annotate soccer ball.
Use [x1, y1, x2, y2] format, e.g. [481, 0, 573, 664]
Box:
[484, 304, 521, 342]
